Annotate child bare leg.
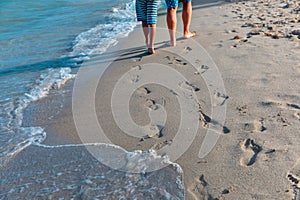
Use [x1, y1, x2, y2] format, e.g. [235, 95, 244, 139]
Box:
[136, 0, 158, 54]
[142, 21, 150, 47]
[148, 24, 156, 54]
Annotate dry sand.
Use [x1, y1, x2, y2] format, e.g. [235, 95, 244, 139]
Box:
[6, 0, 300, 199]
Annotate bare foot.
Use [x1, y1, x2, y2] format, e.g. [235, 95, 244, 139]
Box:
[166, 40, 176, 47]
[184, 31, 196, 39]
[148, 48, 155, 54]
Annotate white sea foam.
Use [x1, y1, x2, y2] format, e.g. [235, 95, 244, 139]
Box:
[35, 142, 183, 174]
[12, 68, 76, 127]
[0, 68, 76, 166]
[2, 101, 184, 199]
[70, 1, 137, 59]
[28, 142, 185, 199]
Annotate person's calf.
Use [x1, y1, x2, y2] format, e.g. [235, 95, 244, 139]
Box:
[142, 21, 150, 47]
[167, 8, 177, 46]
[148, 24, 156, 54]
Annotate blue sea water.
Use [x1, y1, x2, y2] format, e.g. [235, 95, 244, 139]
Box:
[0, 0, 137, 161]
[0, 1, 184, 198]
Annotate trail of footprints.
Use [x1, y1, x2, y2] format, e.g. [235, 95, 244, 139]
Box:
[235, 98, 300, 200]
[238, 100, 300, 166]
[238, 99, 300, 169]
[137, 82, 230, 149]
[129, 50, 231, 151]
[127, 29, 300, 199]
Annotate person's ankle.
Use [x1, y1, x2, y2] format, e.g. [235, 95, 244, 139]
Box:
[148, 48, 155, 54]
[145, 38, 150, 48]
[170, 40, 176, 46]
[183, 31, 190, 37]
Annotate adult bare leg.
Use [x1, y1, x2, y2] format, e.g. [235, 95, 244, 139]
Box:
[167, 7, 177, 46]
[182, 1, 195, 38]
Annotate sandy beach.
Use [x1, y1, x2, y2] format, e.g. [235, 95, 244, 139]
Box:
[2, 0, 300, 199]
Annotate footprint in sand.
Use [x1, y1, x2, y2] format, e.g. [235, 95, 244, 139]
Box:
[213, 91, 229, 106]
[287, 161, 300, 200]
[141, 99, 166, 140]
[174, 58, 188, 66]
[144, 99, 158, 110]
[213, 43, 223, 48]
[151, 140, 172, 150]
[277, 111, 290, 126]
[243, 119, 267, 132]
[164, 56, 188, 66]
[221, 186, 236, 195]
[288, 160, 300, 188]
[187, 175, 210, 199]
[198, 108, 231, 134]
[130, 74, 140, 83]
[136, 87, 151, 96]
[240, 138, 262, 166]
[183, 46, 192, 53]
[200, 65, 209, 74]
[194, 60, 209, 74]
[187, 174, 235, 199]
[179, 81, 200, 92]
[237, 105, 248, 115]
[141, 124, 163, 140]
[128, 65, 141, 83]
[196, 101, 230, 134]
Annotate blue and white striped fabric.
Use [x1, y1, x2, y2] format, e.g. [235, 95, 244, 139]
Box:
[165, 0, 192, 9]
[136, 0, 159, 24]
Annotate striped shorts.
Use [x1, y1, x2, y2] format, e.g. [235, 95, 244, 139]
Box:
[165, 0, 192, 9]
[136, 0, 159, 25]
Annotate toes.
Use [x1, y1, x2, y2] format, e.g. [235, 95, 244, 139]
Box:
[184, 31, 197, 39]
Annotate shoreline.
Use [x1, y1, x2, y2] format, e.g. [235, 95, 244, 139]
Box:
[4, 0, 300, 199]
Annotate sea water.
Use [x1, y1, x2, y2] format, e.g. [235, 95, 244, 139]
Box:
[0, 0, 183, 198]
[0, 0, 137, 163]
